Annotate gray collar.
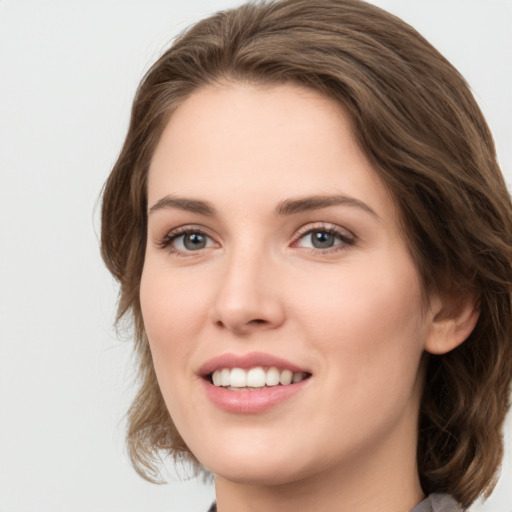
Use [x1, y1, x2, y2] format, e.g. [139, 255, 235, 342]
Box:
[208, 493, 462, 512]
[410, 494, 462, 512]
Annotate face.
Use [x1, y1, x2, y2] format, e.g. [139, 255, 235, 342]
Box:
[141, 82, 435, 488]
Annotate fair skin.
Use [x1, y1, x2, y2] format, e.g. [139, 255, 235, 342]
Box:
[140, 82, 477, 512]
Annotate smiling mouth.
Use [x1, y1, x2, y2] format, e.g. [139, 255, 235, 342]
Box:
[209, 366, 311, 390]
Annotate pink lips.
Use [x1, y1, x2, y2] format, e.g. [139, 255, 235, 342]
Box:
[199, 352, 311, 414]
[199, 352, 307, 375]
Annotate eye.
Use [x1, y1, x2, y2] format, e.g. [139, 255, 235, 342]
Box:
[294, 225, 355, 251]
[300, 231, 339, 249]
[159, 228, 217, 255]
[176, 232, 211, 251]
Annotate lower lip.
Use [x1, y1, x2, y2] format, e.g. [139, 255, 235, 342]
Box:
[201, 378, 309, 414]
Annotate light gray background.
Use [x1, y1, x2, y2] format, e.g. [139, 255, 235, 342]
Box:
[0, 1, 510, 511]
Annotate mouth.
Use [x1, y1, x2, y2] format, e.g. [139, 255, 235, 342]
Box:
[198, 352, 312, 412]
[208, 366, 311, 390]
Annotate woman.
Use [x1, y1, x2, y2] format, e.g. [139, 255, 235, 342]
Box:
[101, 1, 512, 510]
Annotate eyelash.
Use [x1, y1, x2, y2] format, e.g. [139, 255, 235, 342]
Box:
[158, 223, 356, 257]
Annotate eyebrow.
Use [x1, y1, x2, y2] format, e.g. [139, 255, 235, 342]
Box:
[148, 193, 378, 218]
[148, 196, 216, 216]
[274, 194, 379, 218]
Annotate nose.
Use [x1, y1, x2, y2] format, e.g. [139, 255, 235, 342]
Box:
[211, 246, 285, 335]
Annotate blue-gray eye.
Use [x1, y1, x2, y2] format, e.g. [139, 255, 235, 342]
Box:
[310, 231, 336, 249]
[182, 232, 207, 250]
[296, 228, 352, 250]
[165, 231, 215, 252]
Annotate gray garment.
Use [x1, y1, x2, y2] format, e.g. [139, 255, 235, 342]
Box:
[208, 494, 462, 512]
[410, 494, 462, 512]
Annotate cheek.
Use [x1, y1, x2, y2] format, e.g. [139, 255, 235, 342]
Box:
[139, 261, 207, 371]
[297, 252, 427, 384]
[292, 257, 427, 447]
[139, 262, 210, 430]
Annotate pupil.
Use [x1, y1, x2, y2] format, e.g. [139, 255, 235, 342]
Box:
[184, 233, 206, 250]
[312, 231, 334, 249]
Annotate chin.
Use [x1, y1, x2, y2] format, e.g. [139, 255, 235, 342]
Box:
[191, 436, 311, 486]
[209, 459, 308, 487]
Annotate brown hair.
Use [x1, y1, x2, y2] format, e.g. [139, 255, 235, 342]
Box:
[101, 0, 512, 507]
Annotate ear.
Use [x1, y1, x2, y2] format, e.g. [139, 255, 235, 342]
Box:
[425, 291, 480, 355]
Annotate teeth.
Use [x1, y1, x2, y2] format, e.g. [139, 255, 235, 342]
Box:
[230, 368, 247, 387]
[265, 367, 280, 386]
[292, 372, 304, 383]
[246, 367, 266, 387]
[279, 369, 293, 385]
[212, 371, 222, 386]
[221, 368, 230, 386]
[211, 366, 308, 388]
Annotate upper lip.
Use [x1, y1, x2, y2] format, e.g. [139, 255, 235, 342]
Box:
[198, 352, 310, 377]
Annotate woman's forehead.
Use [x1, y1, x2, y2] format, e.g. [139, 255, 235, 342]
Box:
[147, 82, 394, 219]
